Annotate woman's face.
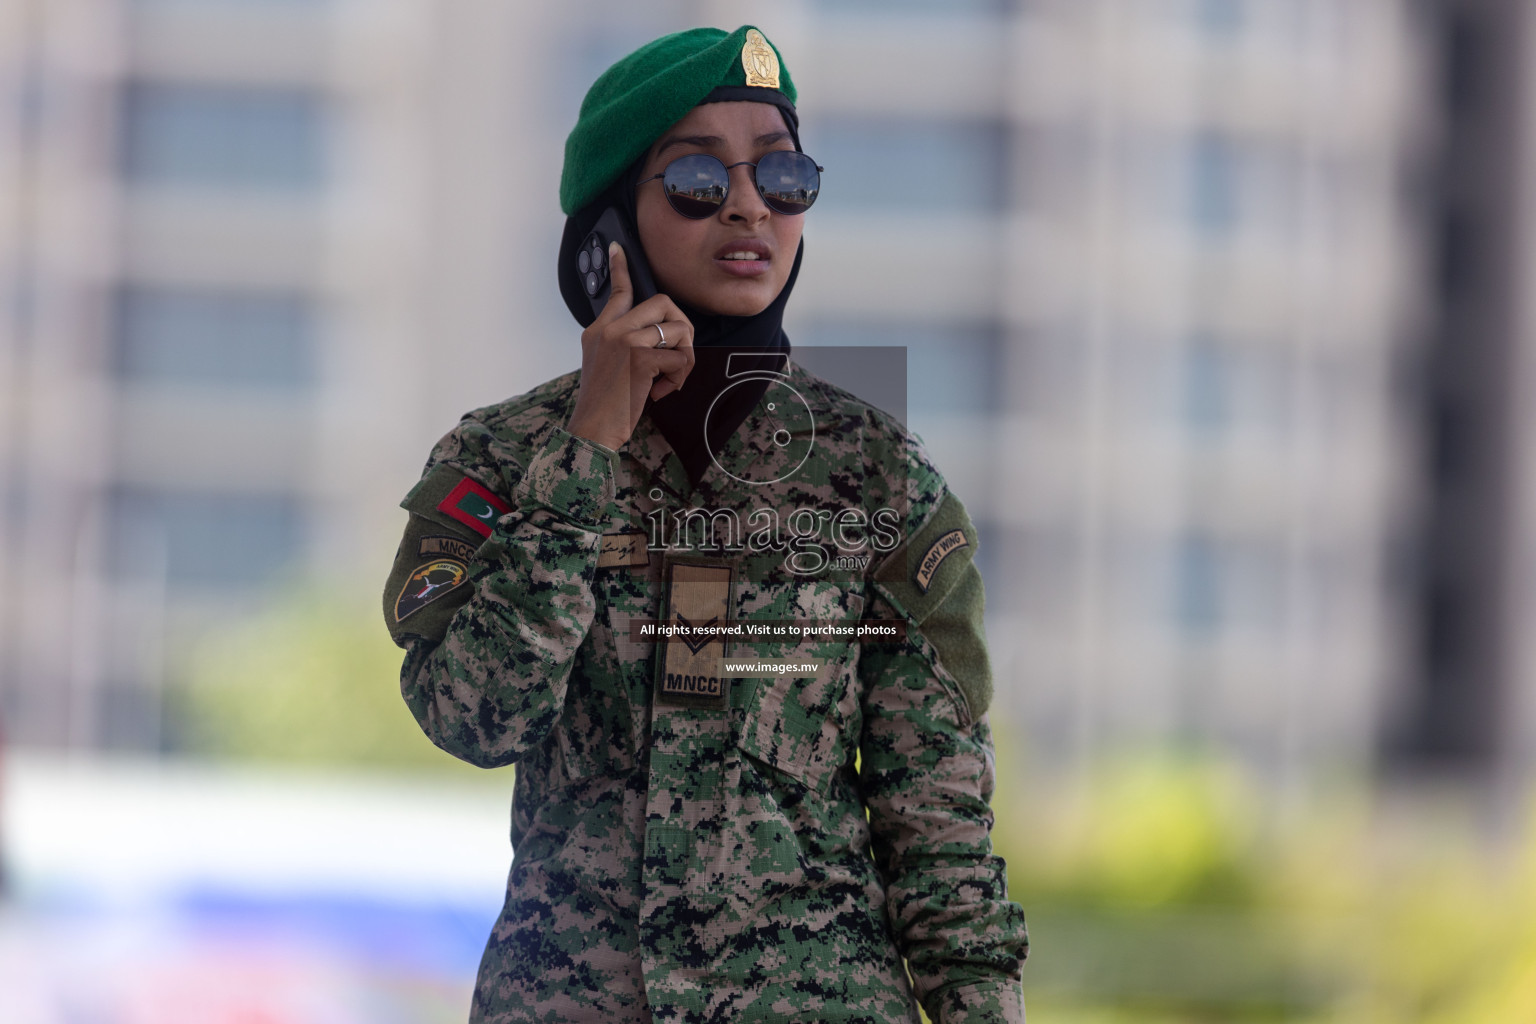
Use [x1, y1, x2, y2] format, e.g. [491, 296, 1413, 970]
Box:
[635, 101, 805, 317]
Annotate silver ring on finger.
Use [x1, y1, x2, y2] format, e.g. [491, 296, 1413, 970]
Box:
[653, 323, 667, 348]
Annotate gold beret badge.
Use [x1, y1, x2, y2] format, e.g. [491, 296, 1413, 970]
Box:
[741, 29, 780, 90]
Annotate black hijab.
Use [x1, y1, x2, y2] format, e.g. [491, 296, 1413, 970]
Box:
[557, 94, 803, 488]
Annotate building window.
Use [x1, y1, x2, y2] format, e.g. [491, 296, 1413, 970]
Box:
[113, 286, 318, 388]
[1194, 0, 1247, 36]
[108, 488, 304, 589]
[1179, 334, 1295, 440]
[120, 82, 327, 191]
[1186, 131, 1239, 234]
[802, 117, 1009, 213]
[1181, 335, 1229, 435]
[1174, 531, 1223, 636]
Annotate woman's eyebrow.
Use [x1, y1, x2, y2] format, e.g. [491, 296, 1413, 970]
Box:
[653, 130, 792, 157]
[654, 134, 723, 156]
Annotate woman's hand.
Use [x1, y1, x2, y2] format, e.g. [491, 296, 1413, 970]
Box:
[566, 242, 695, 451]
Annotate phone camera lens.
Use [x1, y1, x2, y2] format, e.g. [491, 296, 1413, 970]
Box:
[578, 250, 590, 274]
[591, 245, 605, 270]
[585, 272, 599, 295]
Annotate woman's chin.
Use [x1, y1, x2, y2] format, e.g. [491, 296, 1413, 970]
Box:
[703, 299, 773, 317]
[685, 282, 781, 318]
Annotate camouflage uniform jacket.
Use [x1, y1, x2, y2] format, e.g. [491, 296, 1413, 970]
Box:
[383, 363, 1028, 1023]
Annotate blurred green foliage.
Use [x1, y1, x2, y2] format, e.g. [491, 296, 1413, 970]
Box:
[175, 591, 1536, 1020]
[990, 726, 1536, 1023]
[172, 588, 493, 780]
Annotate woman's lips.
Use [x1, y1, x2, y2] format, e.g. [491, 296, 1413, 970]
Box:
[714, 256, 772, 277]
[713, 241, 772, 277]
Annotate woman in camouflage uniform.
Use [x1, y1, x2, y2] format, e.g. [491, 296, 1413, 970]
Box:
[382, 25, 1028, 1024]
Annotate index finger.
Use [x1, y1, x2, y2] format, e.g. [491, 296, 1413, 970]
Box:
[598, 241, 634, 324]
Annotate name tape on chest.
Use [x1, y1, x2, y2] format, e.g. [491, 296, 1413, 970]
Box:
[914, 529, 968, 593]
[598, 531, 649, 569]
[654, 558, 734, 710]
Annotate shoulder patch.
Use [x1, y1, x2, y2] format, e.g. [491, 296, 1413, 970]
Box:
[383, 510, 483, 647]
[872, 491, 992, 721]
[915, 529, 968, 593]
[394, 559, 469, 622]
[438, 477, 511, 537]
[418, 534, 478, 561]
[918, 564, 992, 722]
[401, 462, 512, 538]
[873, 491, 978, 624]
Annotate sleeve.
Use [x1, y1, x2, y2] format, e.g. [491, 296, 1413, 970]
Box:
[381, 420, 619, 769]
[858, 453, 1029, 1023]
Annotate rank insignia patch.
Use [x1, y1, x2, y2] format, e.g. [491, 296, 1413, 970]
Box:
[655, 558, 734, 710]
[394, 559, 468, 622]
[437, 477, 511, 537]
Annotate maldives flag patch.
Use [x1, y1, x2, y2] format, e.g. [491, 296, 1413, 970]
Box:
[438, 477, 511, 537]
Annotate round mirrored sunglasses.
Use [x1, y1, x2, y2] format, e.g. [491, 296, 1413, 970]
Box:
[637, 151, 822, 219]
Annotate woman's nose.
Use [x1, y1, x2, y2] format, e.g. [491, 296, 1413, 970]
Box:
[719, 164, 770, 223]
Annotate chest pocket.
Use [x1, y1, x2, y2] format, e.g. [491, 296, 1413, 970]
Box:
[734, 580, 865, 791]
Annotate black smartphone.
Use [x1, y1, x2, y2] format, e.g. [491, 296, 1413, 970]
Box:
[578, 207, 658, 320]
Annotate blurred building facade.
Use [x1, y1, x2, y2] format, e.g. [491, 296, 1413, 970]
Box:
[0, 0, 1454, 791]
[0, 0, 594, 750]
[794, 0, 1429, 794]
[1394, 0, 1536, 793]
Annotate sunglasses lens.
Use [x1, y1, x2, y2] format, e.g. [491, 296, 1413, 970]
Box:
[756, 150, 819, 215]
[662, 154, 729, 219]
[655, 152, 821, 218]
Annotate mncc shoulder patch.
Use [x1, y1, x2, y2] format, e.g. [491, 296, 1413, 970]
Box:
[418, 534, 478, 561]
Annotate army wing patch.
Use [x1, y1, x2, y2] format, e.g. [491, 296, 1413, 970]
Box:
[394, 559, 469, 622]
[437, 477, 511, 537]
[915, 529, 969, 593]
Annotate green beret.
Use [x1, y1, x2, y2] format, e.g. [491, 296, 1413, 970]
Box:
[560, 25, 798, 216]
